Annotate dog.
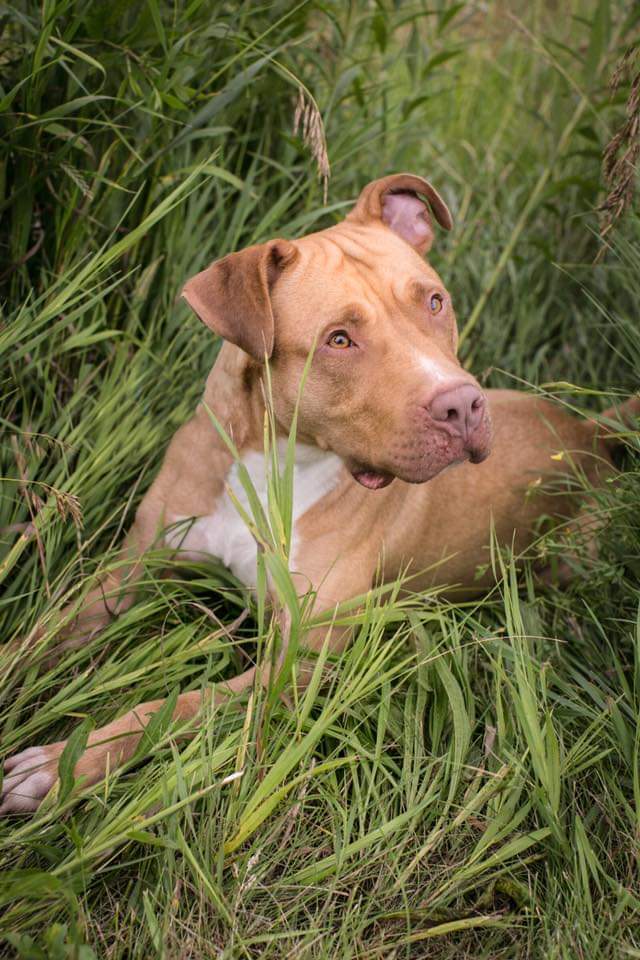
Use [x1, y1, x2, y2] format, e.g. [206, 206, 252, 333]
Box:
[1, 173, 636, 814]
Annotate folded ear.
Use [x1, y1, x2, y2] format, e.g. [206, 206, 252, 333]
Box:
[181, 239, 298, 361]
[346, 173, 453, 255]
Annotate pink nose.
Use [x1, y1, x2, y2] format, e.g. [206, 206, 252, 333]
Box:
[429, 384, 485, 442]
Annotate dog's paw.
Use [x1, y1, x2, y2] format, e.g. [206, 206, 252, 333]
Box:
[0, 743, 64, 814]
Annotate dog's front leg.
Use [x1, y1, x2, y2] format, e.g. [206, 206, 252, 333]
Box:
[280, 549, 380, 693]
[28, 408, 230, 659]
[0, 612, 348, 815]
[0, 666, 260, 814]
[29, 495, 164, 661]
[1, 552, 377, 814]
[57, 525, 150, 647]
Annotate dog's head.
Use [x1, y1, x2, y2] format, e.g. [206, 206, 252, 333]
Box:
[183, 173, 492, 487]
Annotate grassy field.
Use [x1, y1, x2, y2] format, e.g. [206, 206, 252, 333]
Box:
[1, 1, 640, 957]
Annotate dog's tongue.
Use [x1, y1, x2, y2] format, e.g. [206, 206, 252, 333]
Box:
[352, 469, 394, 490]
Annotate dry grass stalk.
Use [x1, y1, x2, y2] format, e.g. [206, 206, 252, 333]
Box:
[293, 88, 330, 202]
[598, 45, 639, 254]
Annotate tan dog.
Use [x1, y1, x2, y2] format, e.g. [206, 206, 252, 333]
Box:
[1, 173, 635, 814]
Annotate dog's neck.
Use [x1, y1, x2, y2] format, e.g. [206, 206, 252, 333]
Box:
[200, 342, 268, 453]
[173, 342, 345, 584]
[199, 341, 338, 468]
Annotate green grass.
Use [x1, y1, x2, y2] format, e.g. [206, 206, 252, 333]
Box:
[1, 1, 640, 956]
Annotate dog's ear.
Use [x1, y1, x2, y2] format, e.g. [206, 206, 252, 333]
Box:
[346, 173, 453, 255]
[181, 240, 298, 361]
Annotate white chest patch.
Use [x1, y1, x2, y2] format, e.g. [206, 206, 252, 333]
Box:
[165, 442, 344, 589]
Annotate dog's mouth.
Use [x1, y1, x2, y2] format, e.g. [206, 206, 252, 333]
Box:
[345, 417, 492, 490]
[349, 464, 395, 490]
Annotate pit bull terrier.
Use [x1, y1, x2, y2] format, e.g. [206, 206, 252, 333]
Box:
[1, 173, 636, 814]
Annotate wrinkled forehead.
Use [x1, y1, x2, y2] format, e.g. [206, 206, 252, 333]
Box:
[271, 222, 443, 337]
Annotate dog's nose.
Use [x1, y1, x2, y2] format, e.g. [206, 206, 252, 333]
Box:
[429, 384, 485, 442]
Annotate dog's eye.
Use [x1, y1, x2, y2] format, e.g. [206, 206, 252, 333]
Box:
[327, 331, 353, 349]
[430, 293, 444, 314]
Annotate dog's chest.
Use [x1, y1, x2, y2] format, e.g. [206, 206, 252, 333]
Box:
[165, 443, 343, 588]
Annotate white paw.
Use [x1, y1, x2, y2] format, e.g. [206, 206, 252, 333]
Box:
[0, 745, 61, 814]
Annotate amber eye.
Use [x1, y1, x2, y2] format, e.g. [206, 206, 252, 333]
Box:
[430, 293, 444, 314]
[327, 330, 353, 349]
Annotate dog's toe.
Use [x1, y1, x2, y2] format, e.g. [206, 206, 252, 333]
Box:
[0, 746, 59, 814]
[4, 745, 46, 772]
